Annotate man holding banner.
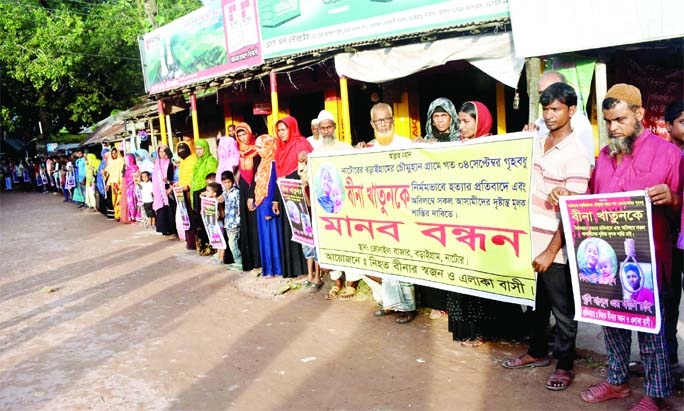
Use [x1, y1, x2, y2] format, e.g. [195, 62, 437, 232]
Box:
[502, 83, 592, 391]
[580, 84, 682, 411]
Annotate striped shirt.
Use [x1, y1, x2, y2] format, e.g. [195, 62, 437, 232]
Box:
[531, 131, 592, 264]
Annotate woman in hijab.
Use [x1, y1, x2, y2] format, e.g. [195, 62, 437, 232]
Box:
[444, 101, 524, 347]
[175, 141, 197, 250]
[122, 153, 140, 223]
[216, 130, 240, 183]
[104, 147, 124, 220]
[85, 153, 100, 211]
[153, 145, 176, 236]
[96, 148, 109, 216]
[415, 98, 463, 319]
[254, 134, 282, 277]
[458, 101, 493, 140]
[191, 139, 218, 254]
[425, 97, 461, 142]
[235, 122, 261, 272]
[274, 116, 313, 278]
[134, 149, 155, 175]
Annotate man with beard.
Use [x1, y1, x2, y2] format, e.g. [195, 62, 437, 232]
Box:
[363, 103, 417, 323]
[502, 82, 591, 392]
[360, 103, 412, 149]
[581, 84, 682, 411]
[309, 110, 354, 297]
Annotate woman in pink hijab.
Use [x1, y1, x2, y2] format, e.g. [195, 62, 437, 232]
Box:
[122, 153, 140, 223]
[216, 130, 240, 181]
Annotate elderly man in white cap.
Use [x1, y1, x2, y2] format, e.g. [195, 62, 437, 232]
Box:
[305, 109, 361, 300]
[307, 118, 322, 149]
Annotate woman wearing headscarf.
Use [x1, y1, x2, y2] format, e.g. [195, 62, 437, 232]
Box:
[175, 141, 197, 250]
[425, 97, 461, 142]
[122, 153, 140, 223]
[416, 98, 463, 319]
[85, 153, 100, 211]
[191, 139, 218, 254]
[216, 130, 240, 183]
[235, 122, 261, 272]
[458, 101, 493, 140]
[444, 101, 525, 347]
[104, 147, 124, 220]
[134, 149, 155, 175]
[73, 150, 86, 205]
[274, 116, 313, 278]
[153, 145, 177, 236]
[254, 134, 282, 276]
[96, 148, 109, 216]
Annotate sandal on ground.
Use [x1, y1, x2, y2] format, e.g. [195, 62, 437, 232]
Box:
[545, 369, 575, 391]
[395, 310, 418, 324]
[501, 353, 550, 369]
[373, 309, 397, 317]
[461, 337, 486, 348]
[325, 285, 341, 300]
[300, 279, 312, 287]
[339, 286, 356, 301]
[629, 397, 664, 411]
[308, 281, 324, 293]
[581, 381, 631, 403]
[429, 309, 447, 320]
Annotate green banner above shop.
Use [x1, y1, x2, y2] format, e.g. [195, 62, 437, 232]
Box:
[259, 0, 510, 59]
[140, 0, 263, 94]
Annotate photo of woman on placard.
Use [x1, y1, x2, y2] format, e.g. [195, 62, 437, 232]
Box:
[577, 238, 616, 285]
[316, 164, 344, 214]
[286, 200, 301, 225]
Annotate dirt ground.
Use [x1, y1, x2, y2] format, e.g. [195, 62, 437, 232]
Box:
[0, 191, 682, 411]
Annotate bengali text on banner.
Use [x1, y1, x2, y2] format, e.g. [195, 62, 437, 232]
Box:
[308, 132, 536, 306]
[560, 191, 660, 333]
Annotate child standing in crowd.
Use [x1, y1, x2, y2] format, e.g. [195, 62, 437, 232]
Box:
[298, 151, 323, 292]
[220, 170, 242, 270]
[139, 171, 155, 228]
[202, 182, 226, 265]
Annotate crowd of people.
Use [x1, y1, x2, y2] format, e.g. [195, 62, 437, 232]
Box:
[2, 75, 683, 410]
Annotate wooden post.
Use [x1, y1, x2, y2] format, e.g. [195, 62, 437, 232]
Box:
[595, 60, 608, 152]
[269, 70, 279, 135]
[157, 99, 167, 146]
[148, 118, 157, 152]
[496, 82, 507, 134]
[339, 76, 352, 145]
[525, 57, 541, 124]
[191, 93, 200, 142]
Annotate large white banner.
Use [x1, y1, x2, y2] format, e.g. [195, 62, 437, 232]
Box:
[510, 0, 684, 58]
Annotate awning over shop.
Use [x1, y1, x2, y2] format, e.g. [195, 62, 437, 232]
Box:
[334, 32, 524, 88]
[81, 118, 126, 145]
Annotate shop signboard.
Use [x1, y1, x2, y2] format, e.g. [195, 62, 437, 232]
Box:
[140, 0, 263, 94]
[259, 0, 510, 59]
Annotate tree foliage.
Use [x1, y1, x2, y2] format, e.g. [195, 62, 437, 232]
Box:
[0, 0, 201, 139]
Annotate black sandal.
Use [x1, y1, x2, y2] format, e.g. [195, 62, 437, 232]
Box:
[395, 311, 418, 324]
[373, 309, 396, 317]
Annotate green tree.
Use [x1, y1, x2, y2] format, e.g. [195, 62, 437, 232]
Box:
[0, 0, 201, 140]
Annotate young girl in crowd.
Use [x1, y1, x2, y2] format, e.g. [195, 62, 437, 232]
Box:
[139, 171, 155, 228]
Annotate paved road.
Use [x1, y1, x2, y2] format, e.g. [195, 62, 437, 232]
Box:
[0, 192, 681, 410]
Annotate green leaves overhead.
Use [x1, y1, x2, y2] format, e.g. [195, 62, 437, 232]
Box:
[0, 0, 201, 138]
